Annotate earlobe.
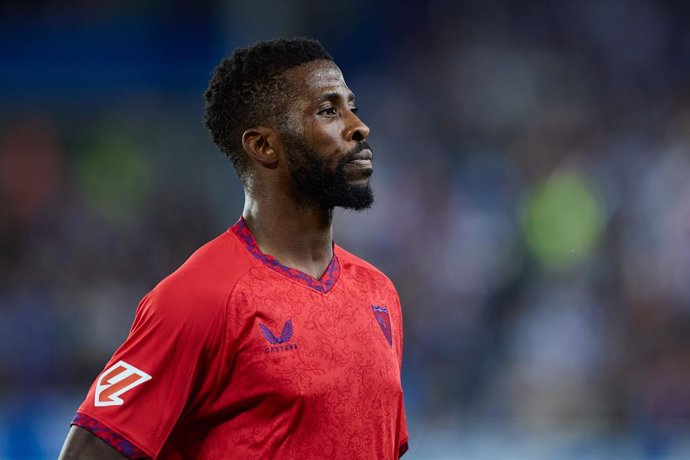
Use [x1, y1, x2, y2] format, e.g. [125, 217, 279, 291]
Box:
[242, 128, 279, 168]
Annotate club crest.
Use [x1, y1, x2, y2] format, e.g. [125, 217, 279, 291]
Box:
[371, 305, 392, 346]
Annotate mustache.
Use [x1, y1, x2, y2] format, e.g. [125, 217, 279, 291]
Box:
[340, 142, 373, 165]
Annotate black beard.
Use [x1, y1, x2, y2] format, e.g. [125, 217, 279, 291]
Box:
[282, 132, 374, 212]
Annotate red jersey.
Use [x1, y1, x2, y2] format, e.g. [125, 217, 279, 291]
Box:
[72, 218, 408, 459]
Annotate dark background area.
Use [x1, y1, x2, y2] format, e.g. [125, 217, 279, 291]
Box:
[1, 1, 690, 457]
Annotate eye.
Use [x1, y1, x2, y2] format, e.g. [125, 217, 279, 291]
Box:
[350, 107, 359, 115]
[318, 107, 337, 116]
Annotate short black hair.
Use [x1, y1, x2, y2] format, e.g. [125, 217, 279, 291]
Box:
[204, 37, 333, 184]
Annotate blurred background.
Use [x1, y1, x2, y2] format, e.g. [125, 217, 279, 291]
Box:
[1, 0, 690, 458]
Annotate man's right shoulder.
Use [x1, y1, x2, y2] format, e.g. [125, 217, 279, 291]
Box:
[147, 229, 257, 312]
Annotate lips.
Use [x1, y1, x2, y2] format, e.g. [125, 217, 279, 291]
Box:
[349, 149, 373, 162]
[343, 149, 373, 180]
[348, 158, 372, 168]
[341, 145, 374, 179]
[346, 149, 373, 166]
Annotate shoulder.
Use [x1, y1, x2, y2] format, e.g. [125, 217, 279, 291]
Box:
[140, 230, 257, 323]
[334, 244, 397, 293]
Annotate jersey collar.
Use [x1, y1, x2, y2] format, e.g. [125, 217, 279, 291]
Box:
[231, 217, 340, 294]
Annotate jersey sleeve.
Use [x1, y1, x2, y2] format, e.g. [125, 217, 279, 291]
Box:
[72, 280, 230, 459]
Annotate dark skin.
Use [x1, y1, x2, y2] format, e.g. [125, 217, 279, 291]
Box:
[59, 425, 126, 459]
[241, 59, 371, 278]
[59, 59, 370, 458]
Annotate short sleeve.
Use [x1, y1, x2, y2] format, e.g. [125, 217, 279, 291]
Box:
[72, 282, 228, 458]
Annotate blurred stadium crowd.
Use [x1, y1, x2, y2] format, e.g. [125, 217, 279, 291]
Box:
[1, 1, 690, 458]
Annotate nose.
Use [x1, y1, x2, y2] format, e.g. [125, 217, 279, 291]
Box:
[345, 112, 370, 142]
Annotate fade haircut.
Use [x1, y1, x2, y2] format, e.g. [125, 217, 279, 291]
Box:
[204, 38, 333, 184]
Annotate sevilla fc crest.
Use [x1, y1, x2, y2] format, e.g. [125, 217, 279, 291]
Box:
[371, 305, 392, 346]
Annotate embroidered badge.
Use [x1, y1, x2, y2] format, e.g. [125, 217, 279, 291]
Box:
[371, 305, 393, 346]
[260, 320, 297, 353]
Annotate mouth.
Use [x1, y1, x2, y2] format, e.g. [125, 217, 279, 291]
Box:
[345, 149, 373, 168]
[347, 159, 372, 168]
[348, 149, 373, 162]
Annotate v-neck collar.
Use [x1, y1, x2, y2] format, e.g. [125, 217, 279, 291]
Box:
[230, 217, 340, 294]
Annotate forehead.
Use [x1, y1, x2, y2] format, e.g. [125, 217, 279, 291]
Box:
[282, 60, 351, 100]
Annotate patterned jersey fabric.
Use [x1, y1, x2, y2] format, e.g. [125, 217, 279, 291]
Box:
[72, 218, 408, 459]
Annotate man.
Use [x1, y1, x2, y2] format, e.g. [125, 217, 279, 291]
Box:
[60, 37, 408, 459]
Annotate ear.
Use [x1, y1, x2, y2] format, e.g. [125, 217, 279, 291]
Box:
[242, 127, 280, 168]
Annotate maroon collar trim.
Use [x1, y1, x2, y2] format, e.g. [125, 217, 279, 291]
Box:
[231, 218, 340, 293]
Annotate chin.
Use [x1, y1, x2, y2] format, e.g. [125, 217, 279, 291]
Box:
[334, 186, 374, 211]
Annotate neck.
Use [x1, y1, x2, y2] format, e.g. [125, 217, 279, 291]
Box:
[241, 191, 334, 279]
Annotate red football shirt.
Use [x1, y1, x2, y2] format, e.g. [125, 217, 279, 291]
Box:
[72, 218, 408, 459]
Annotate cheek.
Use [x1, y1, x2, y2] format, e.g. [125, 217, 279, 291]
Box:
[306, 120, 343, 151]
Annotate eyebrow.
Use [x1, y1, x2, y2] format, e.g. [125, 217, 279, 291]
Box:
[318, 91, 355, 103]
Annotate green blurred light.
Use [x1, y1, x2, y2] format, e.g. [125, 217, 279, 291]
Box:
[75, 135, 151, 222]
[521, 170, 605, 270]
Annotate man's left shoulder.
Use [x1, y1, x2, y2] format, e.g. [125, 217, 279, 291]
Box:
[334, 245, 396, 291]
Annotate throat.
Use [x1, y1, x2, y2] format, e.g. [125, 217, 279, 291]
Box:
[269, 247, 334, 280]
[293, 258, 333, 280]
[241, 198, 337, 280]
